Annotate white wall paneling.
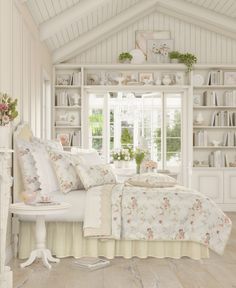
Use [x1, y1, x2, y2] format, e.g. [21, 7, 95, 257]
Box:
[68, 11, 236, 64]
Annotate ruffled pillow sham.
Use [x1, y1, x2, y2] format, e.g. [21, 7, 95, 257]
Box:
[48, 150, 84, 194]
[126, 172, 177, 188]
[16, 139, 41, 192]
[16, 139, 62, 193]
[76, 164, 116, 190]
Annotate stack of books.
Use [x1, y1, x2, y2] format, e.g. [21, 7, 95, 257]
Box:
[193, 130, 208, 146]
[211, 111, 236, 126]
[203, 91, 219, 106]
[71, 72, 81, 86]
[71, 131, 81, 147]
[74, 258, 110, 270]
[56, 91, 68, 106]
[223, 131, 236, 146]
[207, 70, 223, 85]
[209, 151, 227, 167]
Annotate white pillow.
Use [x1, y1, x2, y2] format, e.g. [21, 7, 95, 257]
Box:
[76, 164, 116, 190]
[126, 172, 177, 188]
[48, 150, 84, 193]
[71, 148, 103, 166]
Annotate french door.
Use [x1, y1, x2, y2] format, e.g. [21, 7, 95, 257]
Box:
[87, 90, 189, 184]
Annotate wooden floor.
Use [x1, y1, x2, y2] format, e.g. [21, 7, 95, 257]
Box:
[11, 213, 236, 288]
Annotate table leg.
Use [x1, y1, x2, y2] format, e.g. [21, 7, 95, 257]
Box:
[20, 215, 60, 269]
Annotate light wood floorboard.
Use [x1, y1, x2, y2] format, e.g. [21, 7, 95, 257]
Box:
[11, 213, 236, 288]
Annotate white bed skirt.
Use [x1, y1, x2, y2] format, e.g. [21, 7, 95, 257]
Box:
[18, 221, 209, 260]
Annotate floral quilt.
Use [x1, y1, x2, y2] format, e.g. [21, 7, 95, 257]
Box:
[84, 184, 232, 255]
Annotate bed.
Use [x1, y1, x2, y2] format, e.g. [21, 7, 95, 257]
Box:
[13, 123, 231, 260]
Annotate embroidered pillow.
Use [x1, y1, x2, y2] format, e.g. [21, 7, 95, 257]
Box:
[49, 150, 84, 193]
[126, 172, 177, 188]
[16, 139, 41, 192]
[76, 164, 116, 190]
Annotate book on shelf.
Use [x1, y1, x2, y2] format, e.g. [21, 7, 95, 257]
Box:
[223, 131, 236, 146]
[71, 72, 81, 86]
[193, 130, 208, 146]
[203, 91, 219, 106]
[56, 91, 68, 106]
[224, 90, 236, 106]
[209, 150, 227, 167]
[71, 131, 81, 147]
[74, 257, 110, 270]
[211, 111, 236, 126]
[207, 70, 223, 85]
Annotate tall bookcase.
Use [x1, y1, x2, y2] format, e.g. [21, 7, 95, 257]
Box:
[53, 65, 84, 150]
[191, 65, 236, 210]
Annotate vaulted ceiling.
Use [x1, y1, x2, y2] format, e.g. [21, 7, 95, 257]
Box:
[25, 0, 236, 63]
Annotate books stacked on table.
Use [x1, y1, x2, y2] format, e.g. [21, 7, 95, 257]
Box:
[74, 257, 110, 270]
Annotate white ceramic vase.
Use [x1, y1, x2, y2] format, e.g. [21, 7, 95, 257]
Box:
[0, 124, 12, 148]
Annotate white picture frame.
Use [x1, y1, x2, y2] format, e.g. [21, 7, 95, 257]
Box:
[135, 30, 171, 59]
[224, 71, 236, 85]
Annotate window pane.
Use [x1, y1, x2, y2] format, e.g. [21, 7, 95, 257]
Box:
[166, 138, 181, 154]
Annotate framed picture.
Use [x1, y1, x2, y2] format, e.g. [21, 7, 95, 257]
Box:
[224, 72, 236, 85]
[139, 72, 154, 84]
[57, 133, 71, 146]
[56, 74, 72, 86]
[135, 30, 171, 59]
[121, 71, 138, 84]
[147, 39, 173, 63]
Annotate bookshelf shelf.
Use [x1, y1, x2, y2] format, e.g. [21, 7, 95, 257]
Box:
[194, 85, 236, 89]
[193, 106, 236, 109]
[55, 85, 81, 88]
[193, 126, 236, 129]
[193, 146, 236, 149]
[54, 106, 81, 109]
[54, 126, 81, 129]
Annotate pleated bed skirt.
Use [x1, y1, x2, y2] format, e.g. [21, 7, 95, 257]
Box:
[18, 221, 209, 260]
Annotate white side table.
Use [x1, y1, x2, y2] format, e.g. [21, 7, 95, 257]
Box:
[10, 202, 71, 269]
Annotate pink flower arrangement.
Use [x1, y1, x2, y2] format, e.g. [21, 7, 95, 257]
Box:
[0, 93, 18, 126]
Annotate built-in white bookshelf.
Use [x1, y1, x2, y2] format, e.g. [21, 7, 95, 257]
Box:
[192, 65, 236, 169]
[53, 65, 83, 150]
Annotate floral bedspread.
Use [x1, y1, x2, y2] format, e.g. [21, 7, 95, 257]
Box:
[110, 184, 232, 255]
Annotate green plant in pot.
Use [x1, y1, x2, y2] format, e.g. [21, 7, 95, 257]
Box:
[169, 51, 181, 63]
[118, 52, 133, 64]
[179, 53, 197, 72]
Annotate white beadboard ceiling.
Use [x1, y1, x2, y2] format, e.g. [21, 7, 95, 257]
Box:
[25, 0, 236, 63]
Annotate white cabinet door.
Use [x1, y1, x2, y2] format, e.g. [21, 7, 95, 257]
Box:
[224, 171, 236, 203]
[192, 170, 224, 203]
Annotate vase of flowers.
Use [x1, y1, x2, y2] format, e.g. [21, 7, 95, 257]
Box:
[134, 148, 146, 174]
[0, 93, 18, 148]
[112, 147, 133, 168]
[143, 160, 158, 172]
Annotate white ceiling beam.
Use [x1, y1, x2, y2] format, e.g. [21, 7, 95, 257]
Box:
[40, 0, 108, 41]
[52, 0, 157, 64]
[156, 0, 236, 39]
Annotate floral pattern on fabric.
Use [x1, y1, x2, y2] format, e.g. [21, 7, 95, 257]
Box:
[111, 184, 232, 255]
[126, 172, 177, 188]
[16, 140, 41, 192]
[49, 150, 84, 193]
[76, 164, 116, 190]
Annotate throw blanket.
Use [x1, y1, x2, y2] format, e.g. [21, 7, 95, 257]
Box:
[83, 184, 232, 255]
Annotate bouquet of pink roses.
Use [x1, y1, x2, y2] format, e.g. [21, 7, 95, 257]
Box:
[0, 93, 18, 126]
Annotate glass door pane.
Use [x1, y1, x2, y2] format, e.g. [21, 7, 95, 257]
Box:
[164, 93, 182, 173]
[88, 93, 104, 157]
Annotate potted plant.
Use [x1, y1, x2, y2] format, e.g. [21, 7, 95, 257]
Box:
[0, 93, 18, 148]
[169, 51, 181, 63]
[118, 52, 133, 64]
[179, 53, 197, 72]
